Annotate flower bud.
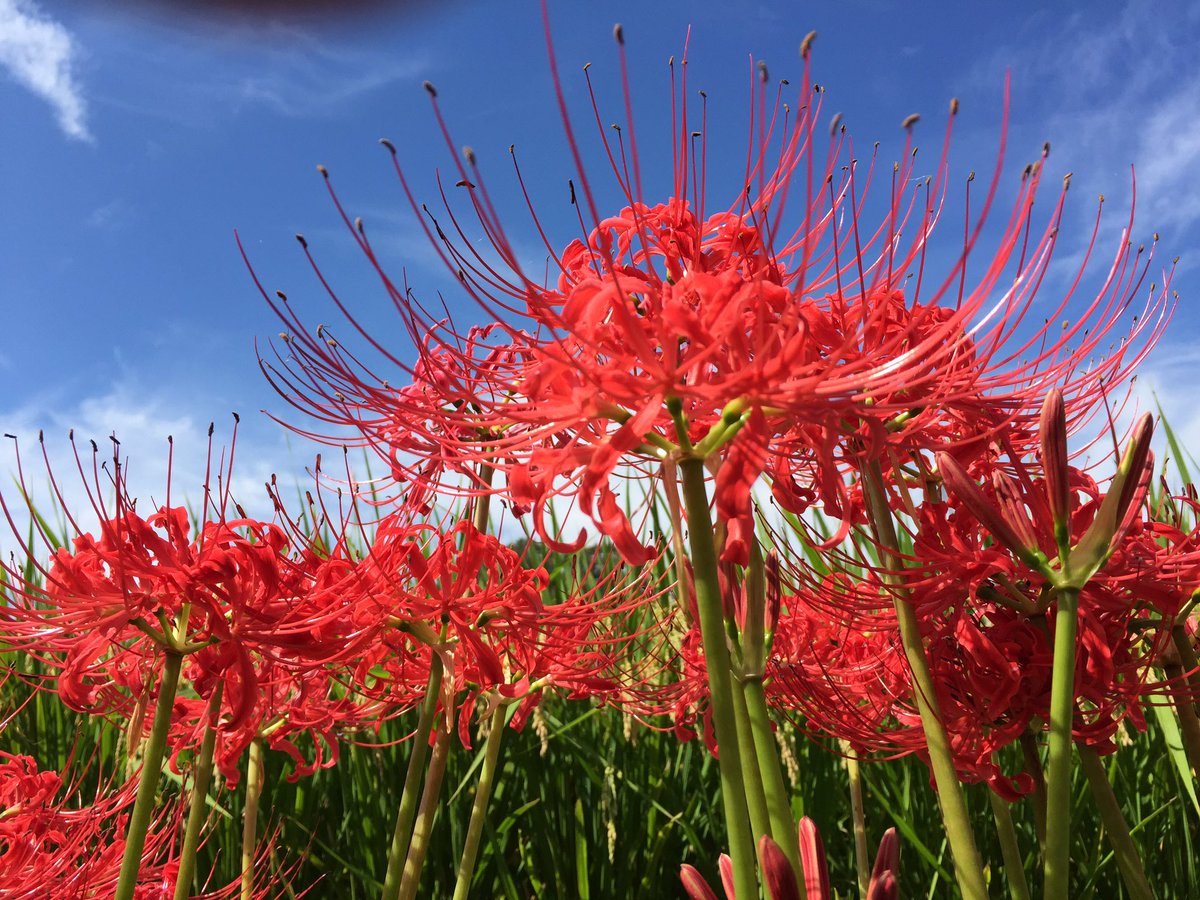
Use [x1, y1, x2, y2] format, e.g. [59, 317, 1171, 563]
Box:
[936, 452, 1046, 572]
[1071, 412, 1154, 586]
[680, 865, 721, 900]
[798, 816, 831, 900]
[760, 834, 801, 900]
[1039, 389, 1072, 549]
[868, 827, 900, 900]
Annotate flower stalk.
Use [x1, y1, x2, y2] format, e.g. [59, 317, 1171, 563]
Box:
[452, 703, 508, 900]
[175, 682, 225, 900]
[1077, 745, 1153, 900]
[398, 723, 453, 900]
[381, 652, 447, 900]
[115, 649, 185, 900]
[1042, 586, 1079, 898]
[988, 789, 1033, 900]
[844, 746, 870, 899]
[241, 737, 265, 900]
[743, 676, 801, 879]
[861, 461, 988, 900]
[679, 457, 757, 900]
[730, 678, 773, 847]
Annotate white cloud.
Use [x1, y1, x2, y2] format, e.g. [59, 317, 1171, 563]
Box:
[1127, 343, 1200, 480]
[0, 0, 91, 141]
[960, 2, 1200, 271]
[82, 11, 429, 127]
[85, 198, 130, 229]
[0, 383, 289, 552]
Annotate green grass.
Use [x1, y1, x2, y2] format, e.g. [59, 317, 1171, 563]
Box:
[3, 656, 1199, 897]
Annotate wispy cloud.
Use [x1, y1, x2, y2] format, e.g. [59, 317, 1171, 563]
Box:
[0, 0, 90, 141]
[227, 25, 427, 118]
[0, 382, 288, 547]
[85, 198, 131, 229]
[965, 3, 1200, 240]
[84, 12, 430, 127]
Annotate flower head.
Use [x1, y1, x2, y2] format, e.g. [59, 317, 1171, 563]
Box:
[250, 19, 1169, 571]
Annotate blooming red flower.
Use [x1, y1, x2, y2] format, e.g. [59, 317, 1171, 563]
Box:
[248, 20, 1170, 571]
[0, 748, 183, 898]
[766, 400, 1194, 795]
[0, 427, 379, 789]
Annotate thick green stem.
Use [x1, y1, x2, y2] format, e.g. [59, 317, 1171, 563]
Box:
[731, 677, 772, 847]
[115, 650, 184, 900]
[843, 745, 870, 900]
[471, 463, 495, 533]
[398, 725, 452, 900]
[744, 677, 801, 880]
[241, 738, 265, 900]
[861, 461, 988, 900]
[678, 458, 757, 900]
[989, 790, 1033, 900]
[1165, 662, 1200, 785]
[1043, 587, 1080, 898]
[381, 653, 446, 900]
[452, 705, 507, 900]
[1172, 625, 1200, 708]
[1171, 626, 1200, 778]
[175, 683, 224, 900]
[1077, 745, 1154, 900]
[1019, 731, 1048, 854]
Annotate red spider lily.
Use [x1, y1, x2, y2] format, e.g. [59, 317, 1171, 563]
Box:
[768, 400, 1195, 792]
[340, 516, 682, 745]
[245, 11, 1170, 569]
[351, 517, 549, 693]
[0, 428, 382, 788]
[164, 653, 372, 786]
[0, 749, 226, 899]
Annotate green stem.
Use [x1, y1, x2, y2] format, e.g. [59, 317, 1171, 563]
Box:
[174, 682, 224, 900]
[1043, 587, 1080, 899]
[744, 676, 801, 880]
[731, 677, 772, 847]
[381, 653, 446, 900]
[398, 725, 453, 900]
[1077, 745, 1154, 900]
[115, 650, 184, 900]
[1165, 662, 1200, 785]
[861, 461, 988, 900]
[241, 738, 265, 900]
[1172, 625, 1200, 754]
[1172, 624, 1200, 704]
[678, 458, 757, 900]
[452, 705, 507, 900]
[989, 789, 1033, 900]
[471, 463, 495, 533]
[844, 745, 870, 900]
[1019, 730, 1048, 854]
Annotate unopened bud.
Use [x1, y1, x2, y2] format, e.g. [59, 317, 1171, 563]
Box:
[1070, 413, 1154, 586]
[869, 827, 900, 897]
[765, 549, 781, 636]
[798, 817, 830, 897]
[937, 452, 1046, 572]
[1039, 389, 1071, 550]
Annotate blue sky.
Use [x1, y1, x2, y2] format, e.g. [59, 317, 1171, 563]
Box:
[3, 0, 1200, 522]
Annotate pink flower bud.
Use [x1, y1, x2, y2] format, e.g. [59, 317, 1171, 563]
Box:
[680, 864, 722, 900]
[759, 834, 801, 900]
[798, 816, 831, 900]
[868, 827, 900, 899]
[1039, 389, 1072, 538]
[1071, 412, 1154, 585]
[937, 452, 1045, 570]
